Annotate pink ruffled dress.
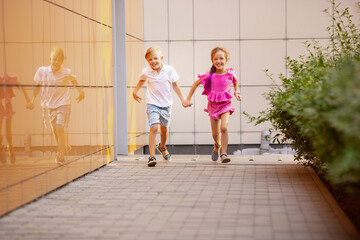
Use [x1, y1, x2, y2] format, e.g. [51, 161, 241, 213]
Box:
[198, 68, 238, 120]
[0, 74, 18, 119]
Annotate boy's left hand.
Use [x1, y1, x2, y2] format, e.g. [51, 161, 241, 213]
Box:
[76, 90, 85, 103]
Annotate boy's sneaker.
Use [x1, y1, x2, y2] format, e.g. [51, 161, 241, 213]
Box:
[220, 153, 231, 163]
[156, 144, 171, 161]
[148, 156, 157, 167]
[55, 155, 66, 166]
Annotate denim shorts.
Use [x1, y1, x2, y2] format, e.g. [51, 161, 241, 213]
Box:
[146, 104, 172, 128]
[48, 105, 71, 128]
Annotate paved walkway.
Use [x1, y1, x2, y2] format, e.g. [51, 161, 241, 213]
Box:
[0, 155, 359, 240]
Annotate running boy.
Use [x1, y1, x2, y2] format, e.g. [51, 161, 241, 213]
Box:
[27, 47, 85, 166]
[133, 46, 187, 167]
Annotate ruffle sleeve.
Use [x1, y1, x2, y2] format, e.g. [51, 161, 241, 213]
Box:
[227, 68, 238, 84]
[198, 72, 210, 86]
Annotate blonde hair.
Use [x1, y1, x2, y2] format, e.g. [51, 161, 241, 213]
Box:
[50, 47, 65, 62]
[145, 46, 162, 59]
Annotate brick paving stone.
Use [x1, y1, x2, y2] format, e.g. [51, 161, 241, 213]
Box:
[0, 155, 359, 240]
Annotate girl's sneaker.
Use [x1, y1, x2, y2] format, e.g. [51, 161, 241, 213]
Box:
[211, 144, 221, 161]
[220, 153, 231, 163]
[148, 156, 157, 167]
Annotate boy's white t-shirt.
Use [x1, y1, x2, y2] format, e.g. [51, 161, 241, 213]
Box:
[34, 66, 73, 109]
[139, 64, 179, 107]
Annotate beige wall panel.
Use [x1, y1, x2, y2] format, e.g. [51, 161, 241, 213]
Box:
[126, 0, 144, 39]
[169, 41, 194, 86]
[240, 0, 285, 39]
[241, 132, 262, 144]
[0, 44, 4, 74]
[194, 132, 213, 144]
[194, 0, 239, 40]
[240, 86, 272, 132]
[5, 44, 34, 83]
[240, 40, 286, 86]
[169, 0, 193, 40]
[31, 0, 45, 43]
[169, 132, 195, 145]
[144, 0, 168, 40]
[169, 91, 195, 133]
[0, 1, 4, 43]
[4, 0, 32, 43]
[194, 89, 211, 133]
[287, 0, 329, 38]
[228, 132, 241, 145]
[126, 39, 144, 87]
[64, 8, 75, 42]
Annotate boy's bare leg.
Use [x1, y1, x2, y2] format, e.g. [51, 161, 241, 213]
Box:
[159, 126, 169, 156]
[220, 112, 230, 154]
[5, 118, 15, 162]
[56, 125, 66, 159]
[149, 124, 158, 157]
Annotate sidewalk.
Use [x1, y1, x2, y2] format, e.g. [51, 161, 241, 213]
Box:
[0, 155, 358, 240]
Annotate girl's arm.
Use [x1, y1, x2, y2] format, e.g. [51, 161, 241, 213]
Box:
[132, 80, 146, 103]
[183, 79, 201, 107]
[233, 82, 242, 101]
[172, 81, 186, 104]
[26, 84, 41, 109]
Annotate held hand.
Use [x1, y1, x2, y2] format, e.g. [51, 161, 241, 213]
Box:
[76, 90, 85, 103]
[133, 92, 142, 103]
[26, 102, 34, 110]
[182, 99, 193, 108]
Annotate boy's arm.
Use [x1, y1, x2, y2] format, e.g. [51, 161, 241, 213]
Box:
[132, 80, 146, 103]
[183, 79, 201, 107]
[69, 74, 85, 103]
[172, 81, 186, 104]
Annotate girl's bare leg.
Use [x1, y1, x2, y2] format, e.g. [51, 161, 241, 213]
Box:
[210, 118, 221, 150]
[220, 112, 230, 154]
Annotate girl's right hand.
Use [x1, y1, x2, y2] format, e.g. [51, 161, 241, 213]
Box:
[182, 99, 192, 108]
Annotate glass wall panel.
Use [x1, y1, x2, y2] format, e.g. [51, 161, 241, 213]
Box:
[0, 0, 114, 216]
[125, 0, 145, 153]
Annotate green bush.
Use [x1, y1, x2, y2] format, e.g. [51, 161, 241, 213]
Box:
[244, 0, 360, 187]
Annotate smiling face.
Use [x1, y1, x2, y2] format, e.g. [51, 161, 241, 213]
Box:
[211, 50, 228, 73]
[146, 50, 163, 72]
[50, 49, 64, 73]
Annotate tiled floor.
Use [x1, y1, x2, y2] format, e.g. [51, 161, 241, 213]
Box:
[0, 155, 358, 240]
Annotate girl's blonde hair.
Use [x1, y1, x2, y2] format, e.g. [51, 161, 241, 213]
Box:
[50, 47, 65, 62]
[145, 46, 162, 59]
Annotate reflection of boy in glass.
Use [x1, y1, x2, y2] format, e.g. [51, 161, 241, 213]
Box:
[27, 47, 85, 166]
[0, 74, 31, 163]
